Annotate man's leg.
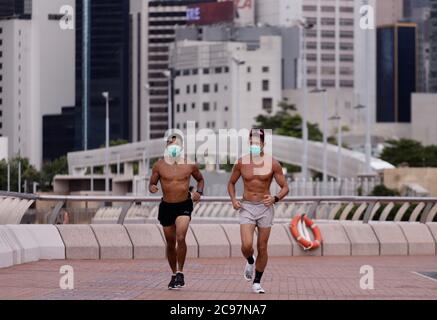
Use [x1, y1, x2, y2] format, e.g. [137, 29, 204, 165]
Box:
[240, 224, 256, 259]
[162, 225, 177, 274]
[254, 227, 271, 282]
[175, 216, 190, 272]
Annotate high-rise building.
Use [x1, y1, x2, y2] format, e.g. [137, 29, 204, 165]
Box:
[376, 23, 417, 123]
[301, 0, 355, 89]
[171, 36, 282, 132]
[408, 5, 432, 92]
[0, 0, 75, 168]
[175, 25, 301, 89]
[255, 0, 302, 27]
[74, 0, 131, 151]
[0, 0, 31, 19]
[375, 0, 403, 26]
[430, 0, 437, 92]
[404, 0, 430, 18]
[130, 0, 219, 141]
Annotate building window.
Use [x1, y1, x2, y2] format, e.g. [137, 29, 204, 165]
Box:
[176, 104, 180, 113]
[203, 102, 210, 111]
[214, 84, 218, 93]
[203, 84, 210, 93]
[247, 82, 251, 92]
[193, 84, 197, 93]
[215, 67, 222, 74]
[203, 68, 210, 75]
[175, 88, 180, 95]
[224, 106, 229, 112]
[183, 104, 187, 112]
[262, 66, 270, 73]
[247, 66, 251, 73]
[224, 67, 229, 73]
[192, 103, 196, 110]
[176, 123, 180, 129]
[192, 69, 198, 75]
[262, 98, 273, 113]
[186, 85, 190, 94]
[262, 80, 270, 91]
[213, 102, 217, 111]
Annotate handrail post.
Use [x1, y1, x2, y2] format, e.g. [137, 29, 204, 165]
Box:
[362, 201, 376, 224]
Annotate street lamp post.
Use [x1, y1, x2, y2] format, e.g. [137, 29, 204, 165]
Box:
[231, 57, 245, 131]
[329, 114, 343, 180]
[102, 92, 110, 195]
[144, 84, 151, 177]
[310, 88, 328, 192]
[297, 20, 315, 181]
[163, 70, 173, 131]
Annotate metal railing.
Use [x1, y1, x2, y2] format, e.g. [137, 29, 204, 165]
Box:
[1, 191, 437, 225]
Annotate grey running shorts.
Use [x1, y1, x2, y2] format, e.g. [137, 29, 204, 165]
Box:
[239, 201, 275, 228]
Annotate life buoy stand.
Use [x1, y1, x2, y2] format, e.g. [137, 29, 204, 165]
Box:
[290, 214, 322, 251]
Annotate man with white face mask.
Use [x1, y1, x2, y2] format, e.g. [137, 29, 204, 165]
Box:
[227, 129, 289, 294]
[149, 134, 204, 290]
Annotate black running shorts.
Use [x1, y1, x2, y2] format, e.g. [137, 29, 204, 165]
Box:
[158, 196, 193, 227]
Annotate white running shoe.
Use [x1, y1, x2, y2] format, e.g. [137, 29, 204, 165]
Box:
[243, 256, 255, 281]
[252, 283, 266, 294]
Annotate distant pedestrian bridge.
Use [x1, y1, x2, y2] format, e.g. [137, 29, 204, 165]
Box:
[67, 135, 394, 178]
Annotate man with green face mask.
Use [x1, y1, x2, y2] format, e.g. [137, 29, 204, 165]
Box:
[149, 134, 204, 290]
[228, 128, 289, 294]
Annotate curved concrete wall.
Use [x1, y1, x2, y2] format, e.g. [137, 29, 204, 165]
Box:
[0, 222, 437, 269]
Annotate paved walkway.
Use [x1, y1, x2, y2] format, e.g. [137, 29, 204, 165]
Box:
[0, 257, 437, 300]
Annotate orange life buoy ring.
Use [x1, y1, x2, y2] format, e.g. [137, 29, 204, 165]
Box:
[290, 214, 322, 251]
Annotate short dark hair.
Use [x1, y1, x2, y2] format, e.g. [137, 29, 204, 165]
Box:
[249, 128, 265, 143]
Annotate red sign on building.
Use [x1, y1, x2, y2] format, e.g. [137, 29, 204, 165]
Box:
[187, 1, 235, 26]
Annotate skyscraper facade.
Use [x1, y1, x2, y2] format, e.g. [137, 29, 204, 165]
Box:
[75, 0, 131, 150]
[430, 0, 437, 92]
[377, 23, 417, 123]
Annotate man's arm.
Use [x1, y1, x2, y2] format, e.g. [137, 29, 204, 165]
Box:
[149, 161, 160, 194]
[191, 165, 205, 201]
[228, 160, 242, 210]
[263, 160, 289, 206]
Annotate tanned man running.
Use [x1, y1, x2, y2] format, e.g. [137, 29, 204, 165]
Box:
[228, 129, 289, 294]
[149, 134, 204, 290]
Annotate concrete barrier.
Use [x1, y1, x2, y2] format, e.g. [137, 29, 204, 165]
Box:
[397, 222, 436, 255]
[0, 226, 23, 264]
[156, 225, 199, 258]
[91, 225, 133, 259]
[0, 233, 13, 268]
[57, 225, 99, 260]
[283, 223, 322, 257]
[190, 225, 230, 258]
[426, 223, 437, 254]
[221, 224, 242, 257]
[318, 224, 351, 256]
[25, 225, 65, 260]
[5, 225, 40, 263]
[266, 225, 293, 257]
[341, 222, 380, 256]
[124, 224, 166, 259]
[370, 223, 408, 256]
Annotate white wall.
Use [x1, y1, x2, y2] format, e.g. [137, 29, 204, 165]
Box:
[256, 0, 302, 26]
[412, 93, 437, 146]
[0, 0, 75, 169]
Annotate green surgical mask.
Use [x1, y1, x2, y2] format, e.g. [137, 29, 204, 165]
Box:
[166, 145, 182, 158]
[250, 145, 262, 156]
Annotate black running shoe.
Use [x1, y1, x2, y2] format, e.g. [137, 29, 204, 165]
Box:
[168, 275, 178, 290]
[175, 272, 185, 288]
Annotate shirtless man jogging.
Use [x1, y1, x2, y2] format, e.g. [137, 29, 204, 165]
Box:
[228, 129, 289, 294]
[149, 134, 204, 290]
